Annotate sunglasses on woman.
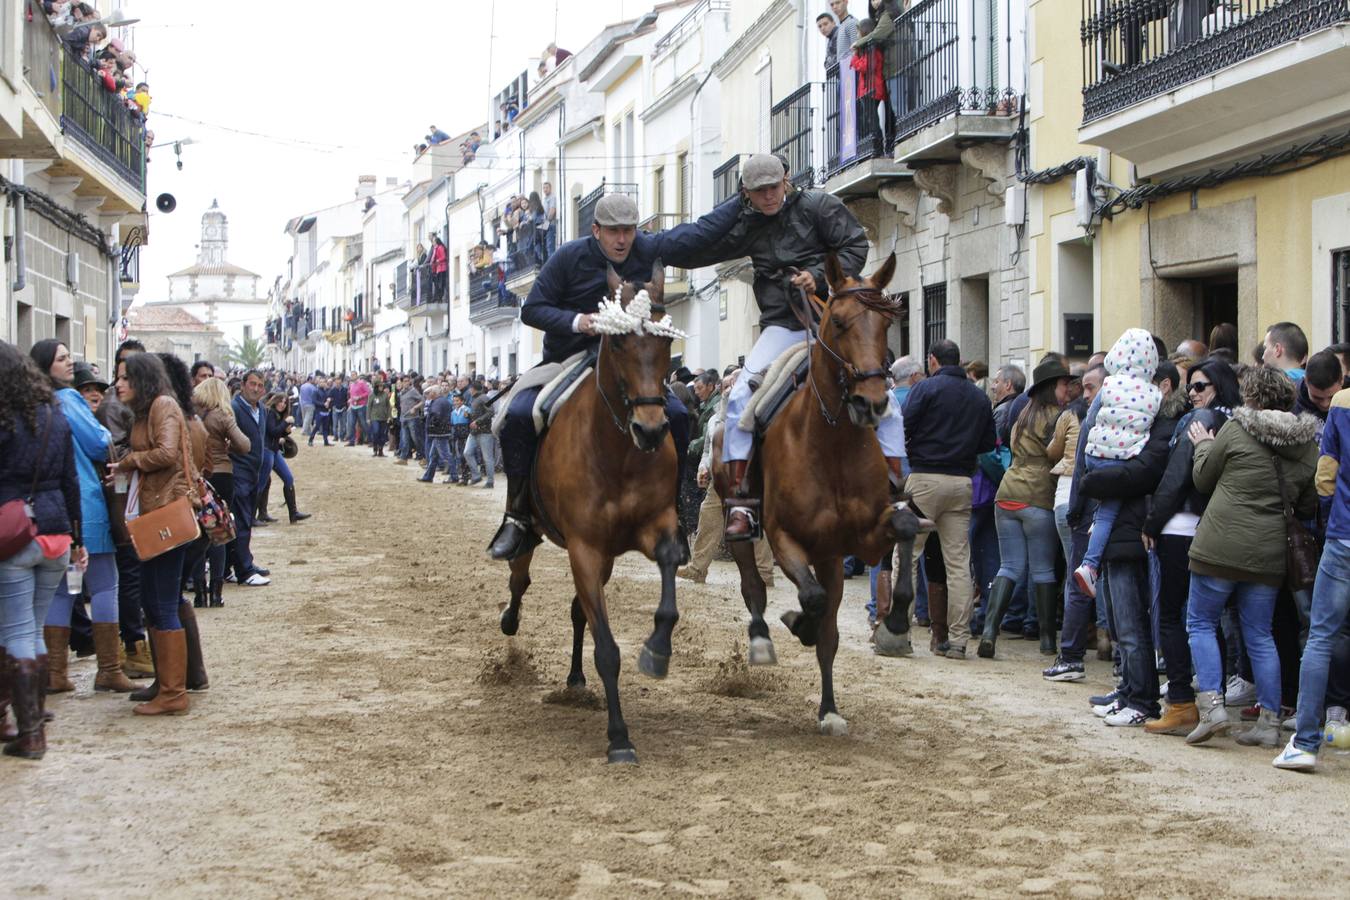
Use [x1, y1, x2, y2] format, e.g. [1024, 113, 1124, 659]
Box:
[1187, 381, 1212, 393]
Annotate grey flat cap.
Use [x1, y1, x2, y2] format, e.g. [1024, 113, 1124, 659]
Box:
[594, 193, 639, 227]
[741, 153, 786, 189]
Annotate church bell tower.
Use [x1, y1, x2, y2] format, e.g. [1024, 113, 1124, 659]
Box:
[199, 199, 228, 265]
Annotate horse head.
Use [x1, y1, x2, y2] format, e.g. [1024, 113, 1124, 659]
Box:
[600, 260, 676, 453]
[816, 252, 899, 429]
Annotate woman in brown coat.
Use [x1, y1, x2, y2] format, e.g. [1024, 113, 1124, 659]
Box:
[193, 376, 249, 608]
[111, 353, 199, 716]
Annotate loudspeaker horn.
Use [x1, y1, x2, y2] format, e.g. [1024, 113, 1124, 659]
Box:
[155, 193, 177, 213]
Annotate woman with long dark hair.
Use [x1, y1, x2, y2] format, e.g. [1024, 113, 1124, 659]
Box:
[263, 392, 310, 523]
[110, 353, 200, 716]
[29, 339, 133, 695]
[979, 358, 1071, 659]
[525, 192, 546, 266]
[0, 341, 82, 758]
[193, 376, 248, 608]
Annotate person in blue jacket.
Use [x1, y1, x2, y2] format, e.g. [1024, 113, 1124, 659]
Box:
[228, 371, 271, 586]
[28, 343, 136, 695]
[488, 191, 741, 560]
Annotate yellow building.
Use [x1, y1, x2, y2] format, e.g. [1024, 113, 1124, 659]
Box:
[1029, 0, 1350, 359]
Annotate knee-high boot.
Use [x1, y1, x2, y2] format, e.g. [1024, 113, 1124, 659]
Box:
[93, 623, 137, 692]
[977, 576, 1016, 659]
[1034, 582, 1059, 656]
[42, 626, 74, 693]
[0, 649, 17, 741]
[208, 576, 224, 608]
[178, 602, 209, 691]
[488, 474, 540, 561]
[927, 582, 950, 653]
[128, 628, 159, 702]
[284, 484, 310, 522]
[133, 629, 189, 716]
[3, 658, 45, 760]
[255, 480, 276, 524]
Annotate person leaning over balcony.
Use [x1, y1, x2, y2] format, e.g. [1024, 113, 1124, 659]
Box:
[829, 0, 859, 62]
[816, 11, 839, 72]
[63, 23, 107, 64]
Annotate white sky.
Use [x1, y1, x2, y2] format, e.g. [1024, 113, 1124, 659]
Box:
[131, 0, 643, 300]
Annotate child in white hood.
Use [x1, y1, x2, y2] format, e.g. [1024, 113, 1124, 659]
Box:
[1073, 328, 1161, 597]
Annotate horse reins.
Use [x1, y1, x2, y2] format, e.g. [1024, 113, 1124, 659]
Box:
[787, 273, 892, 427]
[594, 298, 670, 435]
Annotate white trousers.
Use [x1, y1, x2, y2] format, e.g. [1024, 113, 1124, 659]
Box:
[723, 325, 906, 461]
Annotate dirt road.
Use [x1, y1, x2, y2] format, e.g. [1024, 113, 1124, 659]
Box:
[5, 444, 1345, 897]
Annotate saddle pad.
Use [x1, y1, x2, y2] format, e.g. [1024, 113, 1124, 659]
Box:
[533, 351, 593, 432]
[491, 361, 565, 438]
[738, 344, 809, 432]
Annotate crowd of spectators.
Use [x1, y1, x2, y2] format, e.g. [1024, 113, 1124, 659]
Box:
[46, 2, 152, 143]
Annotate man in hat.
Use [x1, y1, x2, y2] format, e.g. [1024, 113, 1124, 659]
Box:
[703, 152, 903, 541]
[489, 192, 742, 560]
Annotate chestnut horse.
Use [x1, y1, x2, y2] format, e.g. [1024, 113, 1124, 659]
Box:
[713, 252, 928, 735]
[498, 262, 685, 764]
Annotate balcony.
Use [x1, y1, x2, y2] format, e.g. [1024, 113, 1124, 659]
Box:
[712, 155, 741, 205]
[1079, 0, 1350, 177]
[771, 84, 818, 188]
[468, 277, 520, 326]
[397, 263, 444, 315]
[576, 180, 639, 234]
[57, 43, 146, 201]
[639, 213, 691, 301]
[119, 243, 140, 293]
[822, 60, 911, 198]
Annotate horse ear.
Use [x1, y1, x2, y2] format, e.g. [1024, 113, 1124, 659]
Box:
[648, 258, 665, 307]
[606, 264, 623, 297]
[823, 253, 846, 291]
[870, 252, 897, 290]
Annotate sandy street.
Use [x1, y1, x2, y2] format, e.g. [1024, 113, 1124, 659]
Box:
[3, 443, 1346, 898]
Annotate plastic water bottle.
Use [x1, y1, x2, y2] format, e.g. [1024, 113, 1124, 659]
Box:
[66, 563, 83, 596]
[1324, 706, 1350, 753]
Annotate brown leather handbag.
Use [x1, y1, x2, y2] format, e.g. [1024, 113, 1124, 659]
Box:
[125, 423, 201, 562]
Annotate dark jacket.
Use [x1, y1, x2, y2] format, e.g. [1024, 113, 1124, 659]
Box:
[468, 393, 493, 433]
[425, 396, 452, 437]
[1143, 405, 1228, 539]
[688, 390, 721, 461]
[326, 385, 348, 412]
[706, 189, 869, 332]
[97, 395, 135, 451]
[903, 365, 997, 476]
[230, 394, 266, 485]
[522, 196, 742, 363]
[0, 403, 81, 540]
[1074, 392, 1184, 562]
[263, 407, 292, 453]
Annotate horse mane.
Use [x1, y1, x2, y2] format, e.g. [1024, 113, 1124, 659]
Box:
[832, 284, 904, 320]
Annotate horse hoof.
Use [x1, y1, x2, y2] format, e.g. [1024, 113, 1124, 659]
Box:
[747, 636, 777, 666]
[499, 607, 519, 637]
[818, 712, 849, 737]
[566, 674, 586, 689]
[607, 747, 639, 765]
[872, 623, 912, 658]
[637, 644, 670, 679]
[781, 611, 819, 648]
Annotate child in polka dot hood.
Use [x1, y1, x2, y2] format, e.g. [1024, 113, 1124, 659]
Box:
[1073, 328, 1162, 600]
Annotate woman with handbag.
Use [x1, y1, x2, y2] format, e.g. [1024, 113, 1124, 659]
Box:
[193, 377, 249, 609]
[29, 340, 135, 694]
[1184, 365, 1318, 747]
[110, 353, 200, 717]
[263, 392, 310, 523]
[0, 341, 83, 759]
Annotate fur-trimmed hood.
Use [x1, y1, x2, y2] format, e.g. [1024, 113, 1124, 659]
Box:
[1160, 388, 1189, 421]
[1232, 406, 1319, 456]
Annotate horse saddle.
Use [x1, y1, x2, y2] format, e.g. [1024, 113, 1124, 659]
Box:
[532, 350, 595, 433]
[737, 344, 810, 436]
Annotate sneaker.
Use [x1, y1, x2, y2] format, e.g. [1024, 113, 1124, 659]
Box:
[1224, 675, 1256, 707]
[1089, 689, 1121, 708]
[1093, 698, 1125, 718]
[944, 646, 966, 660]
[675, 567, 706, 584]
[1272, 737, 1317, 771]
[1072, 564, 1097, 598]
[483, 481, 495, 488]
[224, 572, 236, 584]
[1104, 706, 1153, 727]
[241, 573, 271, 586]
[1042, 658, 1086, 682]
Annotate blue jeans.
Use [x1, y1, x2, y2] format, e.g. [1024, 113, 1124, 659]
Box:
[1101, 558, 1160, 717]
[1057, 508, 1094, 662]
[1294, 540, 1350, 751]
[0, 540, 69, 659]
[464, 432, 495, 484]
[368, 419, 387, 449]
[994, 504, 1059, 585]
[399, 419, 421, 460]
[271, 451, 295, 488]
[1081, 455, 1125, 570]
[333, 408, 348, 441]
[139, 545, 187, 630]
[422, 436, 451, 480]
[1187, 572, 1280, 712]
[348, 406, 367, 444]
[47, 552, 119, 625]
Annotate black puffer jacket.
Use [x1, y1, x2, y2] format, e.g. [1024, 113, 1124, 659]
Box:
[0, 403, 81, 540]
[1073, 391, 1187, 562]
[1142, 405, 1228, 539]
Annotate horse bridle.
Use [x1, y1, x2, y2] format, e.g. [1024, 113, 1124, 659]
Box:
[594, 299, 671, 435]
[787, 274, 890, 427]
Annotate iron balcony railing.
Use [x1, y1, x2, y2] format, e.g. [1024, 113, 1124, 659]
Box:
[22, 1, 62, 121]
[119, 243, 139, 286]
[1081, 0, 1350, 122]
[771, 84, 816, 188]
[712, 155, 741, 205]
[60, 43, 146, 193]
[639, 213, 691, 282]
[394, 261, 409, 299]
[825, 60, 888, 176]
[469, 290, 520, 322]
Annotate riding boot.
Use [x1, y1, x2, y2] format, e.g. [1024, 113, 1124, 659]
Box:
[3, 658, 45, 760]
[977, 576, 1016, 659]
[488, 474, 541, 561]
[193, 577, 208, 608]
[208, 577, 224, 608]
[284, 484, 311, 522]
[1034, 582, 1059, 656]
[134, 629, 189, 716]
[42, 626, 75, 693]
[0, 649, 17, 742]
[128, 628, 159, 702]
[928, 581, 950, 654]
[255, 480, 276, 525]
[178, 602, 209, 692]
[93, 623, 137, 692]
[724, 459, 756, 541]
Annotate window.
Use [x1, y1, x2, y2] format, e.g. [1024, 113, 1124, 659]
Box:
[452, 255, 461, 304]
[677, 152, 689, 217]
[1334, 249, 1350, 345]
[757, 62, 772, 152]
[243, 324, 252, 341]
[653, 166, 665, 215]
[719, 289, 728, 321]
[922, 283, 947, 351]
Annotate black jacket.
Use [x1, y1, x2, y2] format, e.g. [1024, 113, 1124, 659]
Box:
[425, 396, 452, 437]
[1075, 401, 1182, 562]
[263, 408, 292, 454]
[1143, 406, 1227, 539]
[903, 366, 997, 476]
[0, 403, 81, 540]
[230, 395, 265, 485]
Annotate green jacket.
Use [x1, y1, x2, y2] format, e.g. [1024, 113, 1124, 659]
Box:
[688, 392, 721, 461]
[1189, 406, 1319, 585]
[995, 401, 1064, 510]
[367, 388, 392, 423]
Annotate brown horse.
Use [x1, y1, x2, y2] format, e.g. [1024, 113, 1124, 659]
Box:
[713, 252, 929, 735]
[498, 262, 685, 764]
